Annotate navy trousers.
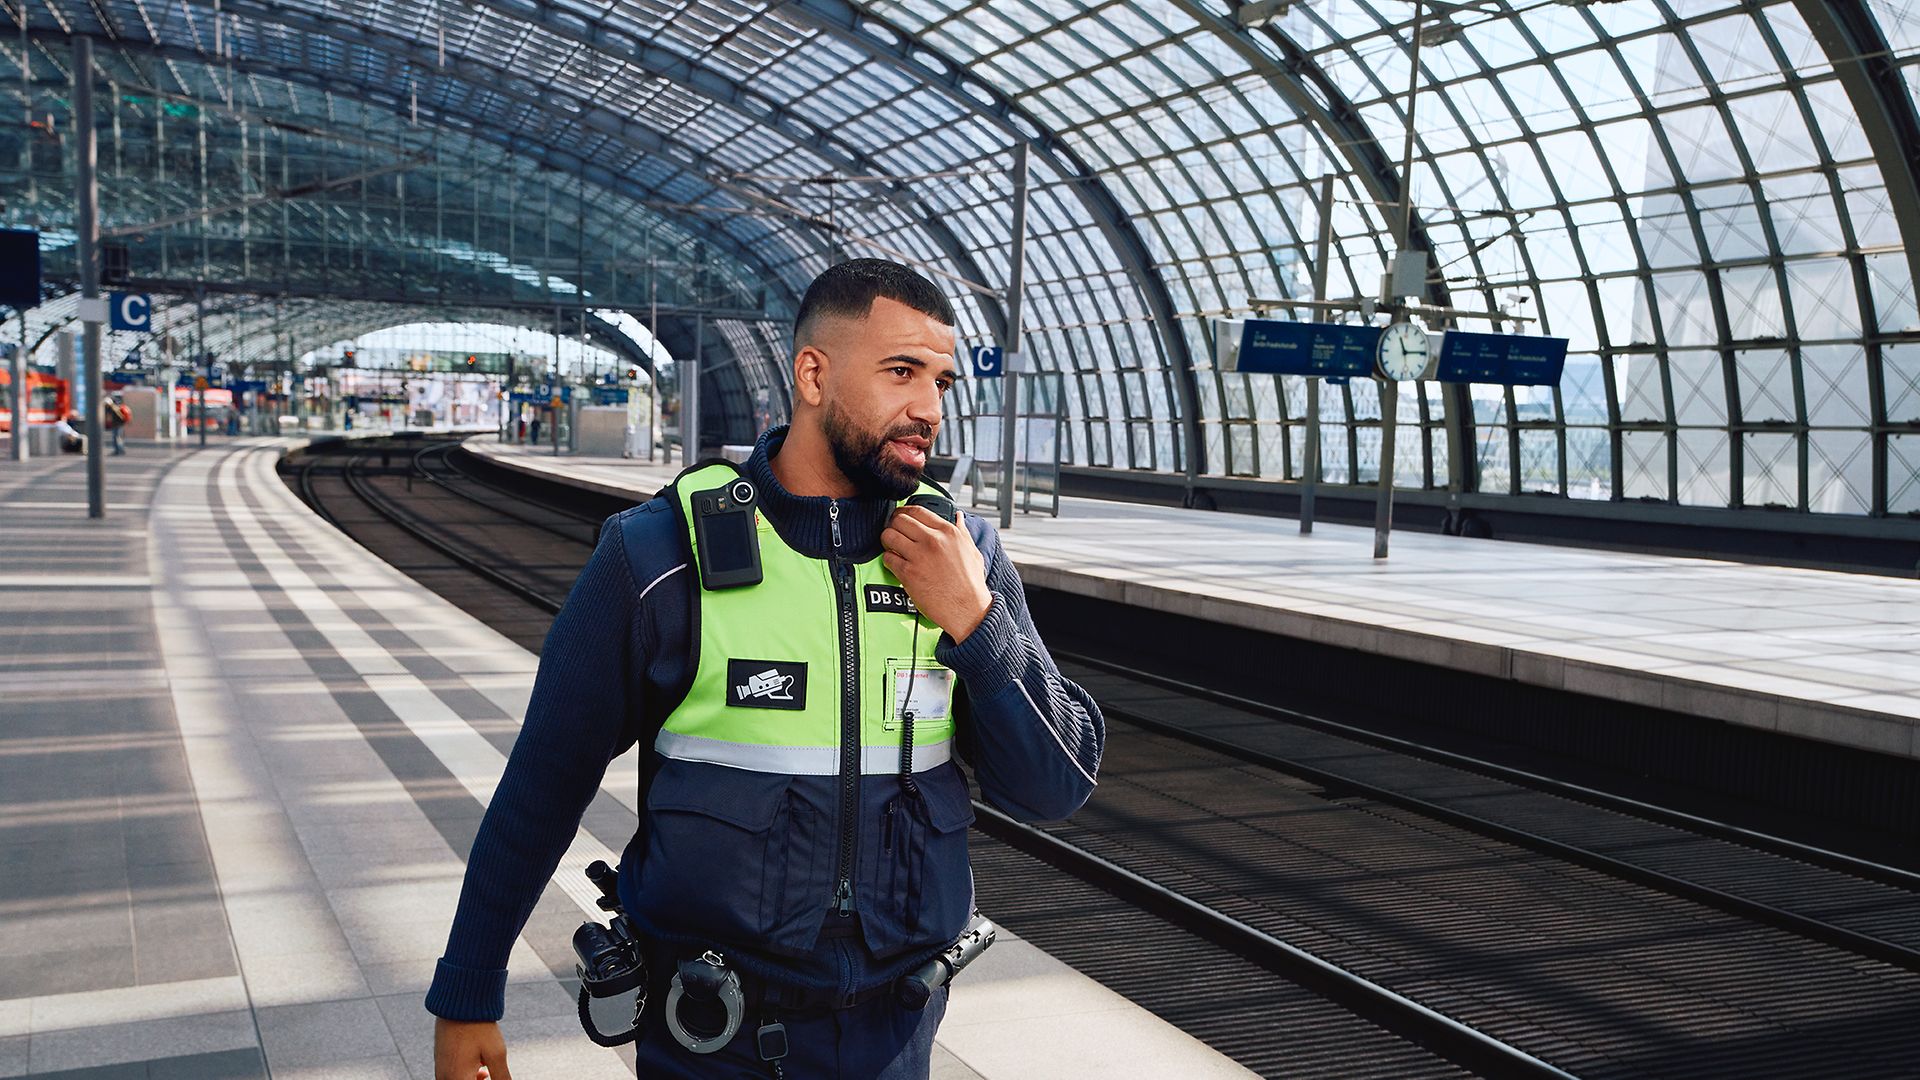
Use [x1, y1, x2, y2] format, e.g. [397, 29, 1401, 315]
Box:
[633, 985, 946, 1079]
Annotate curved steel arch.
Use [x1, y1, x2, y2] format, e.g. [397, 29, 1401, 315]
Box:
[350, 0, 1011, 342]
[48, 23, 801, 316]
[136, 0, 1013, 386]
[785, 0, 1206, 481]
[1797, 0, 1920, 303]
[179, 295, 676, 389]
[1178, 0, 1454, 308]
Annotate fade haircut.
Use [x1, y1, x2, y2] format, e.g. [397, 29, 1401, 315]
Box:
[793, 258, 956, 348]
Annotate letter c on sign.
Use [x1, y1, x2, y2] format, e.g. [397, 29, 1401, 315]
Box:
[114, 293, 150, 332]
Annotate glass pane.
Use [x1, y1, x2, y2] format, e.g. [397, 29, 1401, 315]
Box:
[1735, 349, 1796, 422]
[1742, 432, 1799, 508]
[1676, 430, 1731, 507]
[1885, 343, 1920, 422]
[1476, 425, 1511, 493]
[1622, 430, 1669, 499]
[1802, 345, 1871, 427]
[1807, 430, 1871, 514]
[1890, 434, 1920, 513]
[1518, 430, 1560, 493]
[1787, 258, 1861, 338]
[1616, 354, 1668, 422]
[1567, 428, 1612, 499]
[1670, 350, 1728, 424]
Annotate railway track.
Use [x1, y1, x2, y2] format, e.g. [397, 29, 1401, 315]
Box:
[285, 438, 1920, 1078]
[289, 436, 593, 651]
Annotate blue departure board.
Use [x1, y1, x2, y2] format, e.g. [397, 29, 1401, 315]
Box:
[1233, 320, 1381, 377]
[1433, 331, 1568, 386]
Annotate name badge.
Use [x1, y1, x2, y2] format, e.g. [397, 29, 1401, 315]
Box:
[887, 666, 951, 728]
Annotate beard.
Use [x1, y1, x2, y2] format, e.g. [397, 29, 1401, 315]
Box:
[821, 401, 930, 501]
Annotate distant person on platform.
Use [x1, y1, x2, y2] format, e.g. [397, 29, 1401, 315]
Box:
[427, 259, 1104, 1079]
[55, 411, 84, 454]
[105, 393, 130, 455]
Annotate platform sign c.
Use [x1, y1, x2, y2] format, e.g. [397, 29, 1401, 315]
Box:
[109, 292, 152, 332]
[970, 345, 1003, 378]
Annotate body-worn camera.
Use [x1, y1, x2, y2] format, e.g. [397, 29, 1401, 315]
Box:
[572, 860, 648, 1046]
[691, 478, 763, 589]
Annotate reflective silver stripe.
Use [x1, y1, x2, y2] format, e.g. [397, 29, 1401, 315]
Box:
[654, 729, 952, 775]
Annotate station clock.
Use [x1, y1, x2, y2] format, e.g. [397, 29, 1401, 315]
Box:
[1375, 321, 1433, 381]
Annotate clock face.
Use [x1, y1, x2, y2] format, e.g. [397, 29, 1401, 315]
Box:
[1376, 321, 1432, 382]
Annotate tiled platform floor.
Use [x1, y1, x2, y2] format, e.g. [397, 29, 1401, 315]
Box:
[1, 439, 1251, 1079]
[472, 436, 1920, 761]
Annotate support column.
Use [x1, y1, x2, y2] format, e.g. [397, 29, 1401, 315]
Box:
[75, 37, 105, 518]
[1375, 0, 1426, 560]
[686, 317, 702, 464]
[8, 313, 24, 462]
[195, 292, 208, 448]
[998, 143, 1031, 531]
[1304, 175, 1334, 535]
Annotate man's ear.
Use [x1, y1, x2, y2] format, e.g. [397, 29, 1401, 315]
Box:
[793, 346, 829, 409]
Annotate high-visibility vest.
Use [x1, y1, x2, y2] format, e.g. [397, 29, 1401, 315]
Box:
[658, 461, 956, 777]
[637, 460, 975, 962]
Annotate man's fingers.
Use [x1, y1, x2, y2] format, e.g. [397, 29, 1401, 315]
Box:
[889, 506, 949, 537]
[881, 550, 907, 575]
[480, 1053, 512, 1080]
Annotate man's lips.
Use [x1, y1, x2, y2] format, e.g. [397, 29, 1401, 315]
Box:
[889, 438, 928, 465]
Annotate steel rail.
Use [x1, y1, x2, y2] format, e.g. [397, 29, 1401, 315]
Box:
[1059, 654, 1920, 974]
[968, 801, 1580, 1080]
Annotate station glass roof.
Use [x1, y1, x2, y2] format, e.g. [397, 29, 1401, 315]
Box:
[4, 0, 1919, 524]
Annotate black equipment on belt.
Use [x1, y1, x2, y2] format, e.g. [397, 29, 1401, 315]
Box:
[571, 860, 648, 1046]
[665, 950, 747, 1054]
[898, 912, 997, 1009]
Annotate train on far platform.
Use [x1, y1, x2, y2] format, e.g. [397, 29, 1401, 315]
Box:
[0, 369, 71, 431]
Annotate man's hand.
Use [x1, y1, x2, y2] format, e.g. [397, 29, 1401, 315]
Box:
[435, 1017, 511, 1080]
[880, 506, 993, 643]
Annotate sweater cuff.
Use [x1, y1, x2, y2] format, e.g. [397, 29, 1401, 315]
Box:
[424, 958, 510, 1022]
[935, 591, 1021, 698]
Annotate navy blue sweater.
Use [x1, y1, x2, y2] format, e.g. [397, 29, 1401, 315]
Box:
[425, 427, 1105, 1021]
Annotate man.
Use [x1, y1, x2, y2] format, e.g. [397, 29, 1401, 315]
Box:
[105, 393, 130, 455]
[429, 259, 1103, 1079]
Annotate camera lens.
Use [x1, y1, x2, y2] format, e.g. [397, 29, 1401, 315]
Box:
[730, 480, 754, 504]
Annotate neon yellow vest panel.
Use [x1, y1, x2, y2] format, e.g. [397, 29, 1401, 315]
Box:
[658, 461, 955, 775]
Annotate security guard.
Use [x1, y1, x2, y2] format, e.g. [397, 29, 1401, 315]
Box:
[428, 259, 1105, 1079]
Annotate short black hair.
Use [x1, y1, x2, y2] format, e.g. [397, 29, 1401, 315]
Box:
[794, 258, 955, 346]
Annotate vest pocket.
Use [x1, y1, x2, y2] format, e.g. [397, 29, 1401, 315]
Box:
[862, 763, 977, 958]
[636, 761, 827, 957]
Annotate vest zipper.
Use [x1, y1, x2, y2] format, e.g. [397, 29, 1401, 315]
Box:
[828, 500, 859, 917]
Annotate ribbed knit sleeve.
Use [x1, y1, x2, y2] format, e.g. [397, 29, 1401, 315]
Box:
[424, 518, 644, 1021]
[937, 513, 1104, 823]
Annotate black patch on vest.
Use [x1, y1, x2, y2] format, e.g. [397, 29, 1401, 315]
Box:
[864, 584, 917, 615]
[726, 659, 807, 710]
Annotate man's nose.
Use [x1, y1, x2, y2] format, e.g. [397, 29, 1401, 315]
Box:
[907, 383, 943, 429]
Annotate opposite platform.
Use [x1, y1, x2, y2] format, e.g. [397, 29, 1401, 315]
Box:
[0, 439, 1251, 1080]
[470, 436, 1920, 762]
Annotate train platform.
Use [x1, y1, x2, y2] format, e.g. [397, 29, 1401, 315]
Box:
[468, 437, 1920, 763]
[0, 439, 1252, 1079]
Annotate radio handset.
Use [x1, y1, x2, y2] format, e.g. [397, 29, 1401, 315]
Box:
[903, 492, 956, 524]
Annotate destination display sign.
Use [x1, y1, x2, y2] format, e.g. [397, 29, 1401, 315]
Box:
[1432, 331, 1568, 386]
[1233, 320, 1380, 378]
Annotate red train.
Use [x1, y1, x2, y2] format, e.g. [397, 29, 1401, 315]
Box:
[0, 369, 71, 432]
